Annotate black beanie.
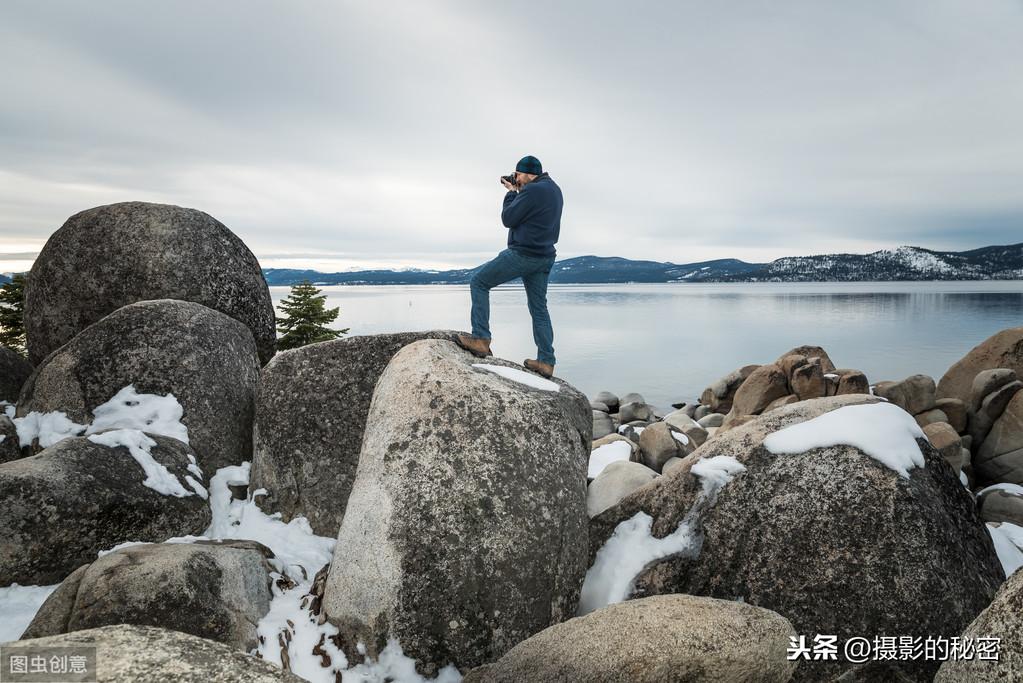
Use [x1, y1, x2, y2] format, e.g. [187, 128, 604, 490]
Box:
[515, 155, 542, 175]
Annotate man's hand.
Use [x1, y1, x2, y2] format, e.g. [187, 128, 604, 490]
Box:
[501, 177, 519, 191]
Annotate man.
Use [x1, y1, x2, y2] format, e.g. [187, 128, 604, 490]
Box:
[456, 155, 563, 379]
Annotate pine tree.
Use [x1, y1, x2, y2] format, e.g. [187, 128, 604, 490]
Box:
[275, 281, 349, 351]
[0, 273, 27, 355]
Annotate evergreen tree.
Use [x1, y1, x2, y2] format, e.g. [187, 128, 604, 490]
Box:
[275, 281, 348, 350]
[0, 273, 27, 355]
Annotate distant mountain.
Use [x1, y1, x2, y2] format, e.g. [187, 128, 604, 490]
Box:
[0, 274, 9, 285]
[262, 243, 1023, 286]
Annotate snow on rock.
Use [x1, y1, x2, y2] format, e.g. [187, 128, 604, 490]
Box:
[471, 363, 559, 392]
[87, 429, 203, 498]
[0, 583, 59, 642]
[763, 402, 925, 479]
[86, 384, 189, 444]
[578, 455, 746, 615]
[671, 431, 689, 445]
[960, 471, 970, 489]
[977, 482, 1023, 500]
[205, 463, 334, 584]
[987, 522, 1023, 577]
[13, 410, 86, 448]
[200, 463, 460, 681]
[588, 440, 633, 479]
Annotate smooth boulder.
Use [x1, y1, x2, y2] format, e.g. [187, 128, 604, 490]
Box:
[17, 299, 259, 473]
[587, 460, 657, 518]
[250, 330, 463, 536]
[589, 395, 1004, 683]
[975, 390, 1023, 484]
[463, 594, 797, 683]
[322, 339, 591, 676]
[935, 565, 1023, 682]
[938, 327, 1023, 407]
[22, 541, 275, 651]
[0, 433, 211, 585]
[4, 624, 305, 682]
[24, 201, 276, 366]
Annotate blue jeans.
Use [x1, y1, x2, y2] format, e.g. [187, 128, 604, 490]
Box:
[470, 248, 556, 365]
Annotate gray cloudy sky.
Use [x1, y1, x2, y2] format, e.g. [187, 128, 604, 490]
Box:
[2, 0, 1022, 273]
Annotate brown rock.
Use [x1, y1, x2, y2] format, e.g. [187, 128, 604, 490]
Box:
[791, 360, 826, 400]
[729, 363, 789, 417]
[923, 422, 962, 472]
[968, 380, 1023, 453]
[463, 594, 798, 683]
[776, 345, 837, 373]
[874, 375, 936, 415]
[935, 398, 968, 433]
[969, 369, 1018, 413]
[915, 408, 949, 428]
[937, 327, 1023, 406]
[638, 422, 692, 472]
[975, 390, 1023, 485]
[835, 370, 870, 396]
[777, 354, 809, 379]
[764, 394, 799, 412]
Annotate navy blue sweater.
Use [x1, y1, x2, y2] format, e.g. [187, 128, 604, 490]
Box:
[501, 172, 563, 258]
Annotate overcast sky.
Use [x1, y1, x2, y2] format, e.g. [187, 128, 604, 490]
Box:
[2, 1, 1022, 274]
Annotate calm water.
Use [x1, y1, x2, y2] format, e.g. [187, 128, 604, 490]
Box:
[270, 282, 1023, 408]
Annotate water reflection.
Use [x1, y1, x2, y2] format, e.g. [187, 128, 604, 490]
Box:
[270, 282, 1023, 407]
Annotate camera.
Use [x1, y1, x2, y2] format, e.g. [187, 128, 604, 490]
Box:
[501, 174, 517, 186]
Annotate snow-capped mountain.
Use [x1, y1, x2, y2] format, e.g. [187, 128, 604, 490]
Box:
[260, 242, 1023, 285]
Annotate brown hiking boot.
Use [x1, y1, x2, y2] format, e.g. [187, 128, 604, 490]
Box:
[523, 358, 554, 379]
[456, 334, 493, 358]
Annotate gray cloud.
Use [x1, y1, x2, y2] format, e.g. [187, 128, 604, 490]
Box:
[2, 0, 1022, 272]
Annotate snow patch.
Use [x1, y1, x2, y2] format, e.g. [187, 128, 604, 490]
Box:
[87, 385, 189, 443]
[763, 402, 925, 479]
[987, 523, 1023, 578]
[13, 411, 86, 449]
[578, 455, 746, 615]
[588, 440, 633, 479]
[87, 429, 198, 498]
[671, 430, 689, 445]
[977, 482, 1023, 500]
[472, 363, 559, 392]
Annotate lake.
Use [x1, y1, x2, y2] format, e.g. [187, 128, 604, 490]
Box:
[270, 282, 1023, 409]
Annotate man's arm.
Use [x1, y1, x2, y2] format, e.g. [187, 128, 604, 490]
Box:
[501, 185, 536, 228]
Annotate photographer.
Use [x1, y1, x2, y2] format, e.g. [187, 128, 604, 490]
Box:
[456, 155, 564, 378]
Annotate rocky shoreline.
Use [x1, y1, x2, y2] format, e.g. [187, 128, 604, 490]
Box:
[0, 201, 1021, 682]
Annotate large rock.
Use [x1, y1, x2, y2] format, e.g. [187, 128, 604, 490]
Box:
[0, 346, 32, 402]
[776, 345, 837, 373]
[968, 380, 1023, 459]
[250, 330, 463, 536]
[935, 397, 967, 433]
[4, 624, 305, 682]
[24, 201, 276, 366]
[17, 299, 259, 473]
[873, 374, 936, 415]
[835, 369, 870, 396]
[975, 390, 1023, 485]
[969, 369, 1017, 413]
[728, 363, 788, 418]
[322, 339, 591, 676]
[22, 541, 275, 650]
[0, 433, 211, 585]
[700, 364, 758, 414]
[462, 594, 797, 683]
[934, 565, 1023, 682]
[938, 327, 1023, 405]
[637, 422, 693, 472]
[790, 359, 825, 400]
[978, 488, 1023, 526]
[589, 395, 1004, 683]
[587, 460, 657, 518]
[593, 391, 619, 413]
